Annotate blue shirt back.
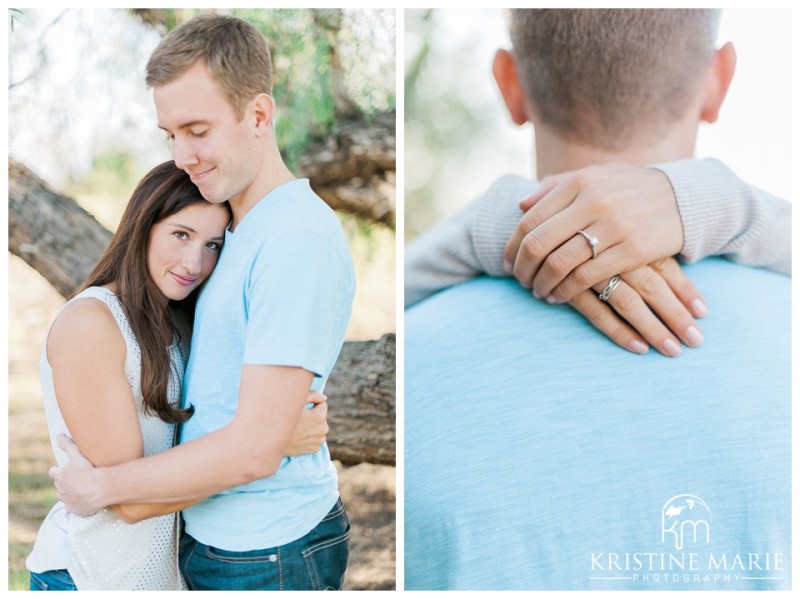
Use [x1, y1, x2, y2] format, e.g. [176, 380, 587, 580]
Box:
[404, 259, 790, 590]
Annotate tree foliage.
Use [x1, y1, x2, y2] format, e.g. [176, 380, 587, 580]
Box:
[129, 8, 395, 170]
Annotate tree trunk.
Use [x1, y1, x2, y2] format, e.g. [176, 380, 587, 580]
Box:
[325, 333, 396, 466]
[8, 156, 396, 466]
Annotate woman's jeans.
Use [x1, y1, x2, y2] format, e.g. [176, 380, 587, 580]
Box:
[179, 497, 351, 590]
[29, 569, 77, 591]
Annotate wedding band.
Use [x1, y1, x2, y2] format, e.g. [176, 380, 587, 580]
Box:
[599, 275, 621, 302]
[577, 229, 599, 259]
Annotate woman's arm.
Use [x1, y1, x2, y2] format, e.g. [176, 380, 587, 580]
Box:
[47, 298, 198, 522]
[405, 174, 705, 355]
[655, 158, 790, 274]
[405, 202, 484, 308]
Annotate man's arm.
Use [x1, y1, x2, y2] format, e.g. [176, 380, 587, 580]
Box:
[55, 391, 329, 523]
[52, 365, 314, 514]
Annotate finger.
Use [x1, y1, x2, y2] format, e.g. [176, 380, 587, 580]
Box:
[623, 266, 703, 348]
[56, 433, 96, 467]
[570, 290, 649, 355]
[532, 228, 607, 300]
[56, 433, 75, 452]
[512, 204, 602, 289]
[545, 243, 639, 303]
[518, 177, 559, 212]
[503, 177, 583, 272]
[598, 275, 683, 356]
[48, 465, 60, 481]
[306, 391, 326, 405]
[519, 170, 581, 211]
[650, 258, 709, 318]
[56, 433, 85, 461]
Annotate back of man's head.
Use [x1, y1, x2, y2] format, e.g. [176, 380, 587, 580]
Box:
[146, 14, 273, 119]
[509, 9, 720, 150]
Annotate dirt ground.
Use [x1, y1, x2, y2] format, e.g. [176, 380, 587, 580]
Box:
[7, 256, 396, 590]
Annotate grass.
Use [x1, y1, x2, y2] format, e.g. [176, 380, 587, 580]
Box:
[8, 473, 57, 591]
[8, 544, 34, 590]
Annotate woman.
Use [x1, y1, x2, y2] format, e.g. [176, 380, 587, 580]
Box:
[26, 161, 326, 590]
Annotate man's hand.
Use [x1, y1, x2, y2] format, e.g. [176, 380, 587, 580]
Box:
[284, 391, 329, 456]
[49, 434, 102, 516]
[503, 164, 693, 309]
[570, 257, 706, 356]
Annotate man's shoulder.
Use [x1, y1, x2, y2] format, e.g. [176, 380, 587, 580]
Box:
[257, 179, 346, 240]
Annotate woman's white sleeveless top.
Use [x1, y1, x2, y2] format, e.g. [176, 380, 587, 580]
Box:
[25, 287, 187, 590]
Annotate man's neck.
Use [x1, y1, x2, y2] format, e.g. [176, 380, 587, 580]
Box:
[228, 144, 296, 231]
[534, 121, 698, 179]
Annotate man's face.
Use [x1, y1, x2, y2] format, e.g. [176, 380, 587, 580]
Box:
[154, 61, 258, 205]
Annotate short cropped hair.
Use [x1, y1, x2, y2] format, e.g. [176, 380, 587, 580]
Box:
[509, 9, 721, 149]
[146, 14, 273, 119]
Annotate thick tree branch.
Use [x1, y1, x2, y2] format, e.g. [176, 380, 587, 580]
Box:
[9, 158, 111, 297]
[297, 110, 396, 228]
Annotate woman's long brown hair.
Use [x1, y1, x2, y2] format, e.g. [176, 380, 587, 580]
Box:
[78, 160, 229, 423]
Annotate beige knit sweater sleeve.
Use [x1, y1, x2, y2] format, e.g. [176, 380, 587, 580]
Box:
[653, 158, 790, 275]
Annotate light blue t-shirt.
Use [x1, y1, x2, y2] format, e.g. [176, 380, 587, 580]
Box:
[404, 259, 790, 590]
[181, 178, 355, 550]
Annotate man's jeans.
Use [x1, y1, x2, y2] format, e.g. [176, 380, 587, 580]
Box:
[29, 569, 77, 591]
[179, 497, 351, 590]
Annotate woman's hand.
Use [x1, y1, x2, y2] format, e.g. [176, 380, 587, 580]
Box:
[503, 164, 692, 307]
[284, 391, 329, 456]
[569, 257, 707, 356]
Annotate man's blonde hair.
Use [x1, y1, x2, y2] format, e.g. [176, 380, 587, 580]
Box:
[146, 14, 273, 119]
[509, 9, 721, 149]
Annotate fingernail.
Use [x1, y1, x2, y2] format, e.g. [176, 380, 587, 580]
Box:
[664, 339, 682, 357]
[546, 295, 557, 304]
[503, 259, 512, 273]
[692, 299, 708, 318]
[533, 290, 541, 299]
[685, 325, 704, 347]
[629, 340, 649, 354]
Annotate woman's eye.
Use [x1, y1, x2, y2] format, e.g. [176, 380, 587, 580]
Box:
[206, 242, 221, 251]
[173, 231, 189, 241]
[191, 130, 208, 138]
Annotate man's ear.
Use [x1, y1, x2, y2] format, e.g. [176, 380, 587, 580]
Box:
[252, 93, 275, 134]
[700, 42, 736, 124]
[492, 49, 529, 126]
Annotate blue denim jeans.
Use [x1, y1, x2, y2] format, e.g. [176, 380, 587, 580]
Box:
[29, 569, 77, 591]
[179, 497, 350, 590]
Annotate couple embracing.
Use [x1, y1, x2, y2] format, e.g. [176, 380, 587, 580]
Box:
[26, 14, 355, 591]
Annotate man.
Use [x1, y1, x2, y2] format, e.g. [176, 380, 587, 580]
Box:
[51, 15, 355, 590]
[405, 9, 790, 590]
[407, 10, 789, 355]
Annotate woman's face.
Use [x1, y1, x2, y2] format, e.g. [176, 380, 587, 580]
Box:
[146, 202, 230, 301]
